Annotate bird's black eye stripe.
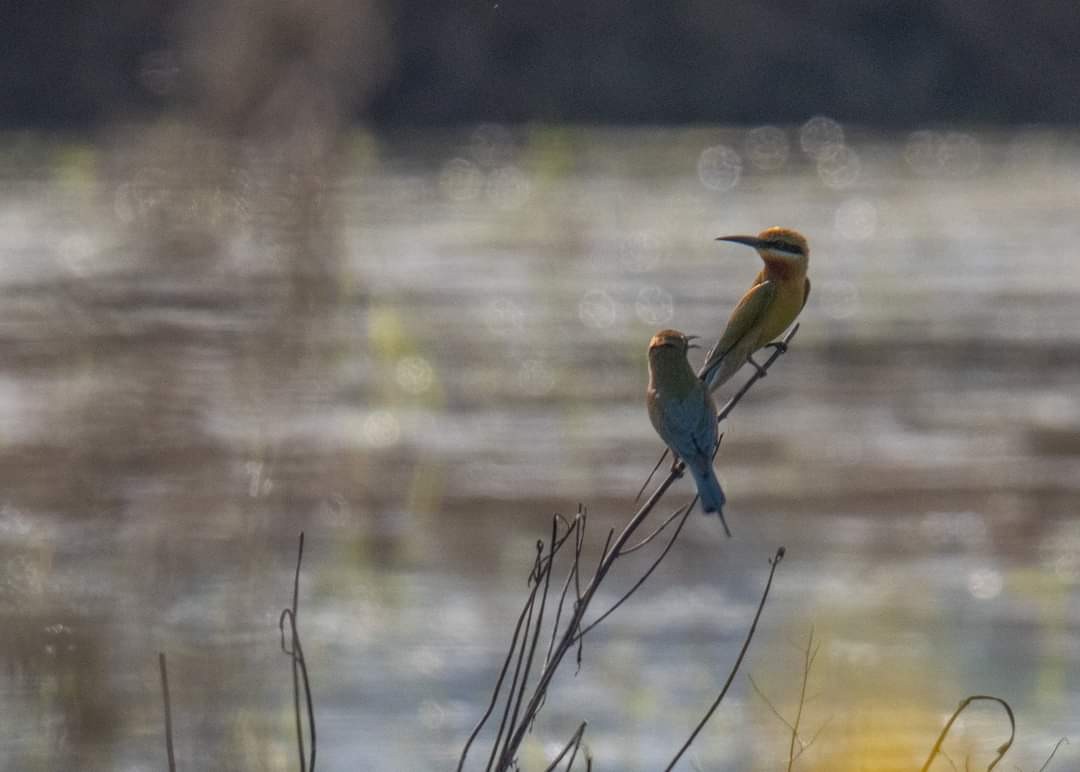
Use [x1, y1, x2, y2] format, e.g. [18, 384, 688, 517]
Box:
[770, 240, 803, 255]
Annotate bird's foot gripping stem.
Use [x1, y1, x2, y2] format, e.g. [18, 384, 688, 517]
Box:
[670, 459, 685, 479]
[765, 340, 788, 355]
[747, 354, 768, 377]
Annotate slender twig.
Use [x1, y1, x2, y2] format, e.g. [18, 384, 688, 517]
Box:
[634, 448, 670, 504]
[918, 695, 1015, 772]
[716, 324, 800, 424]
[278, 533, 315, 772]
[545, 514, 584, 670]
[158, 652, 176, 772]
[621, 502, 690, 555]
[458, 562, 547, 772]
[940, 749, 960, 772]
[1037, 737, 1069, 771]
[488, 549, 545, 772]
[664, 547, 786, 771]
[786, 627, 817, 771]
[747, 674, 796, 735]
[495, 538, 556, 770]
[543, 722, 588, 772]
[574, 501, 695, 641]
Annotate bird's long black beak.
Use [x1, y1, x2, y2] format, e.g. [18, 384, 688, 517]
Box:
[715, 235, 768, 249]
[685, 334, 701, 350]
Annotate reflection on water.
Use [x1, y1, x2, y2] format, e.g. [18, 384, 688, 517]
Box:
[1, 124, 1079, 770]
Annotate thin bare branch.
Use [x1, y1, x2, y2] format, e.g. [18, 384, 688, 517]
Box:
[634, 447, 670, 504]
[496, 538, 557, 771]
[621, 502, 690, 556]
[715, 323, 800, 425]
[158, 652, 176, 772]
[458, 563, 545, 772]
[664, 547, 786, 771]
[747, 674, 796, 735]
[545, 516, 583, 670]
[488, 548, 545, 772]
[919, 695, 1016, 772]
[574, 501, 695, 641]
[277, 532, 315, 772]
[543, 722, 588, 772]
[1037, 737, 1068, 771]
[800, 717, 831, 756]
[786, 627, 815, 772]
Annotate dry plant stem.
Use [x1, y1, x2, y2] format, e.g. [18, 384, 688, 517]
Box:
[278, 532, 316, 772]
[573, 501, 695, 641]
[1038, 737, 1069, 771]
[497, 540, 556, 768]
[664, 547, 786, 772]
[787, 627, 819, 772]
[545, 514, 586, 671]
[468, 327, 798, 771]
[918, 695, 1015, 772]
[158, 652, 176, 772]
[487, 549, 545, 772]
[542, 722, 588, 772]
[621, 502, 690, 555]
[458, 558, 548, 772]
[496, 463, 685, 768]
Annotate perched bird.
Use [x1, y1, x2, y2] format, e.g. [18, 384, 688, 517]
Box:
[646, 329, 728, 527]
[700, 227, 810, 392]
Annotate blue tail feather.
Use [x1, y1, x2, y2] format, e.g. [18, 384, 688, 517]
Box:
[687, 460, 726, 515]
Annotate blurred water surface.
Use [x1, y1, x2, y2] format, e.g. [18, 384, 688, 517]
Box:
[1, 124, 1079, 770]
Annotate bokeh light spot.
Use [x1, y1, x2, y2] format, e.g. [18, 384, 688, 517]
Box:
[578, 289, 617, 329]
[817, 146, 861, 189]
[799, 115, 845, 160]
[363, 410, 401, 447]
[635, 285, 674, 326]
[396, 356, 434, 395]
[697, 145, 742, 191]
[744, 125, 789, 170]
[616, 231, 661, 273]
[968, 567, 1003, 600]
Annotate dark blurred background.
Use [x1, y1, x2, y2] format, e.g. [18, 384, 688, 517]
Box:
[5, 0, 1080, 129]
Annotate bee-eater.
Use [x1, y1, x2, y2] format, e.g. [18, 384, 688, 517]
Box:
[700, 227, 810, 392]
[646, 329, 727, 524]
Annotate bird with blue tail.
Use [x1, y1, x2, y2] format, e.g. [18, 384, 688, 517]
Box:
[645, 329, 729, 535]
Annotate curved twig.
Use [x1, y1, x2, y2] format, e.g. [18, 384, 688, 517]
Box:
[918, 694, 1015, 772]
[277, 533, 316, 772]
[620, 502, 691, 556]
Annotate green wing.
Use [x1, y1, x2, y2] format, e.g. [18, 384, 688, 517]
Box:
[699, 280, 776, 380]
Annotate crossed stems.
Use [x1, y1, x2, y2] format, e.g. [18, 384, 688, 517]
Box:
[458, 324, 800, 771]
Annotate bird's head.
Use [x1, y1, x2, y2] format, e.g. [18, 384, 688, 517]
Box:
[648, 329, 697, 358]
[716, 227, 809, 267]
